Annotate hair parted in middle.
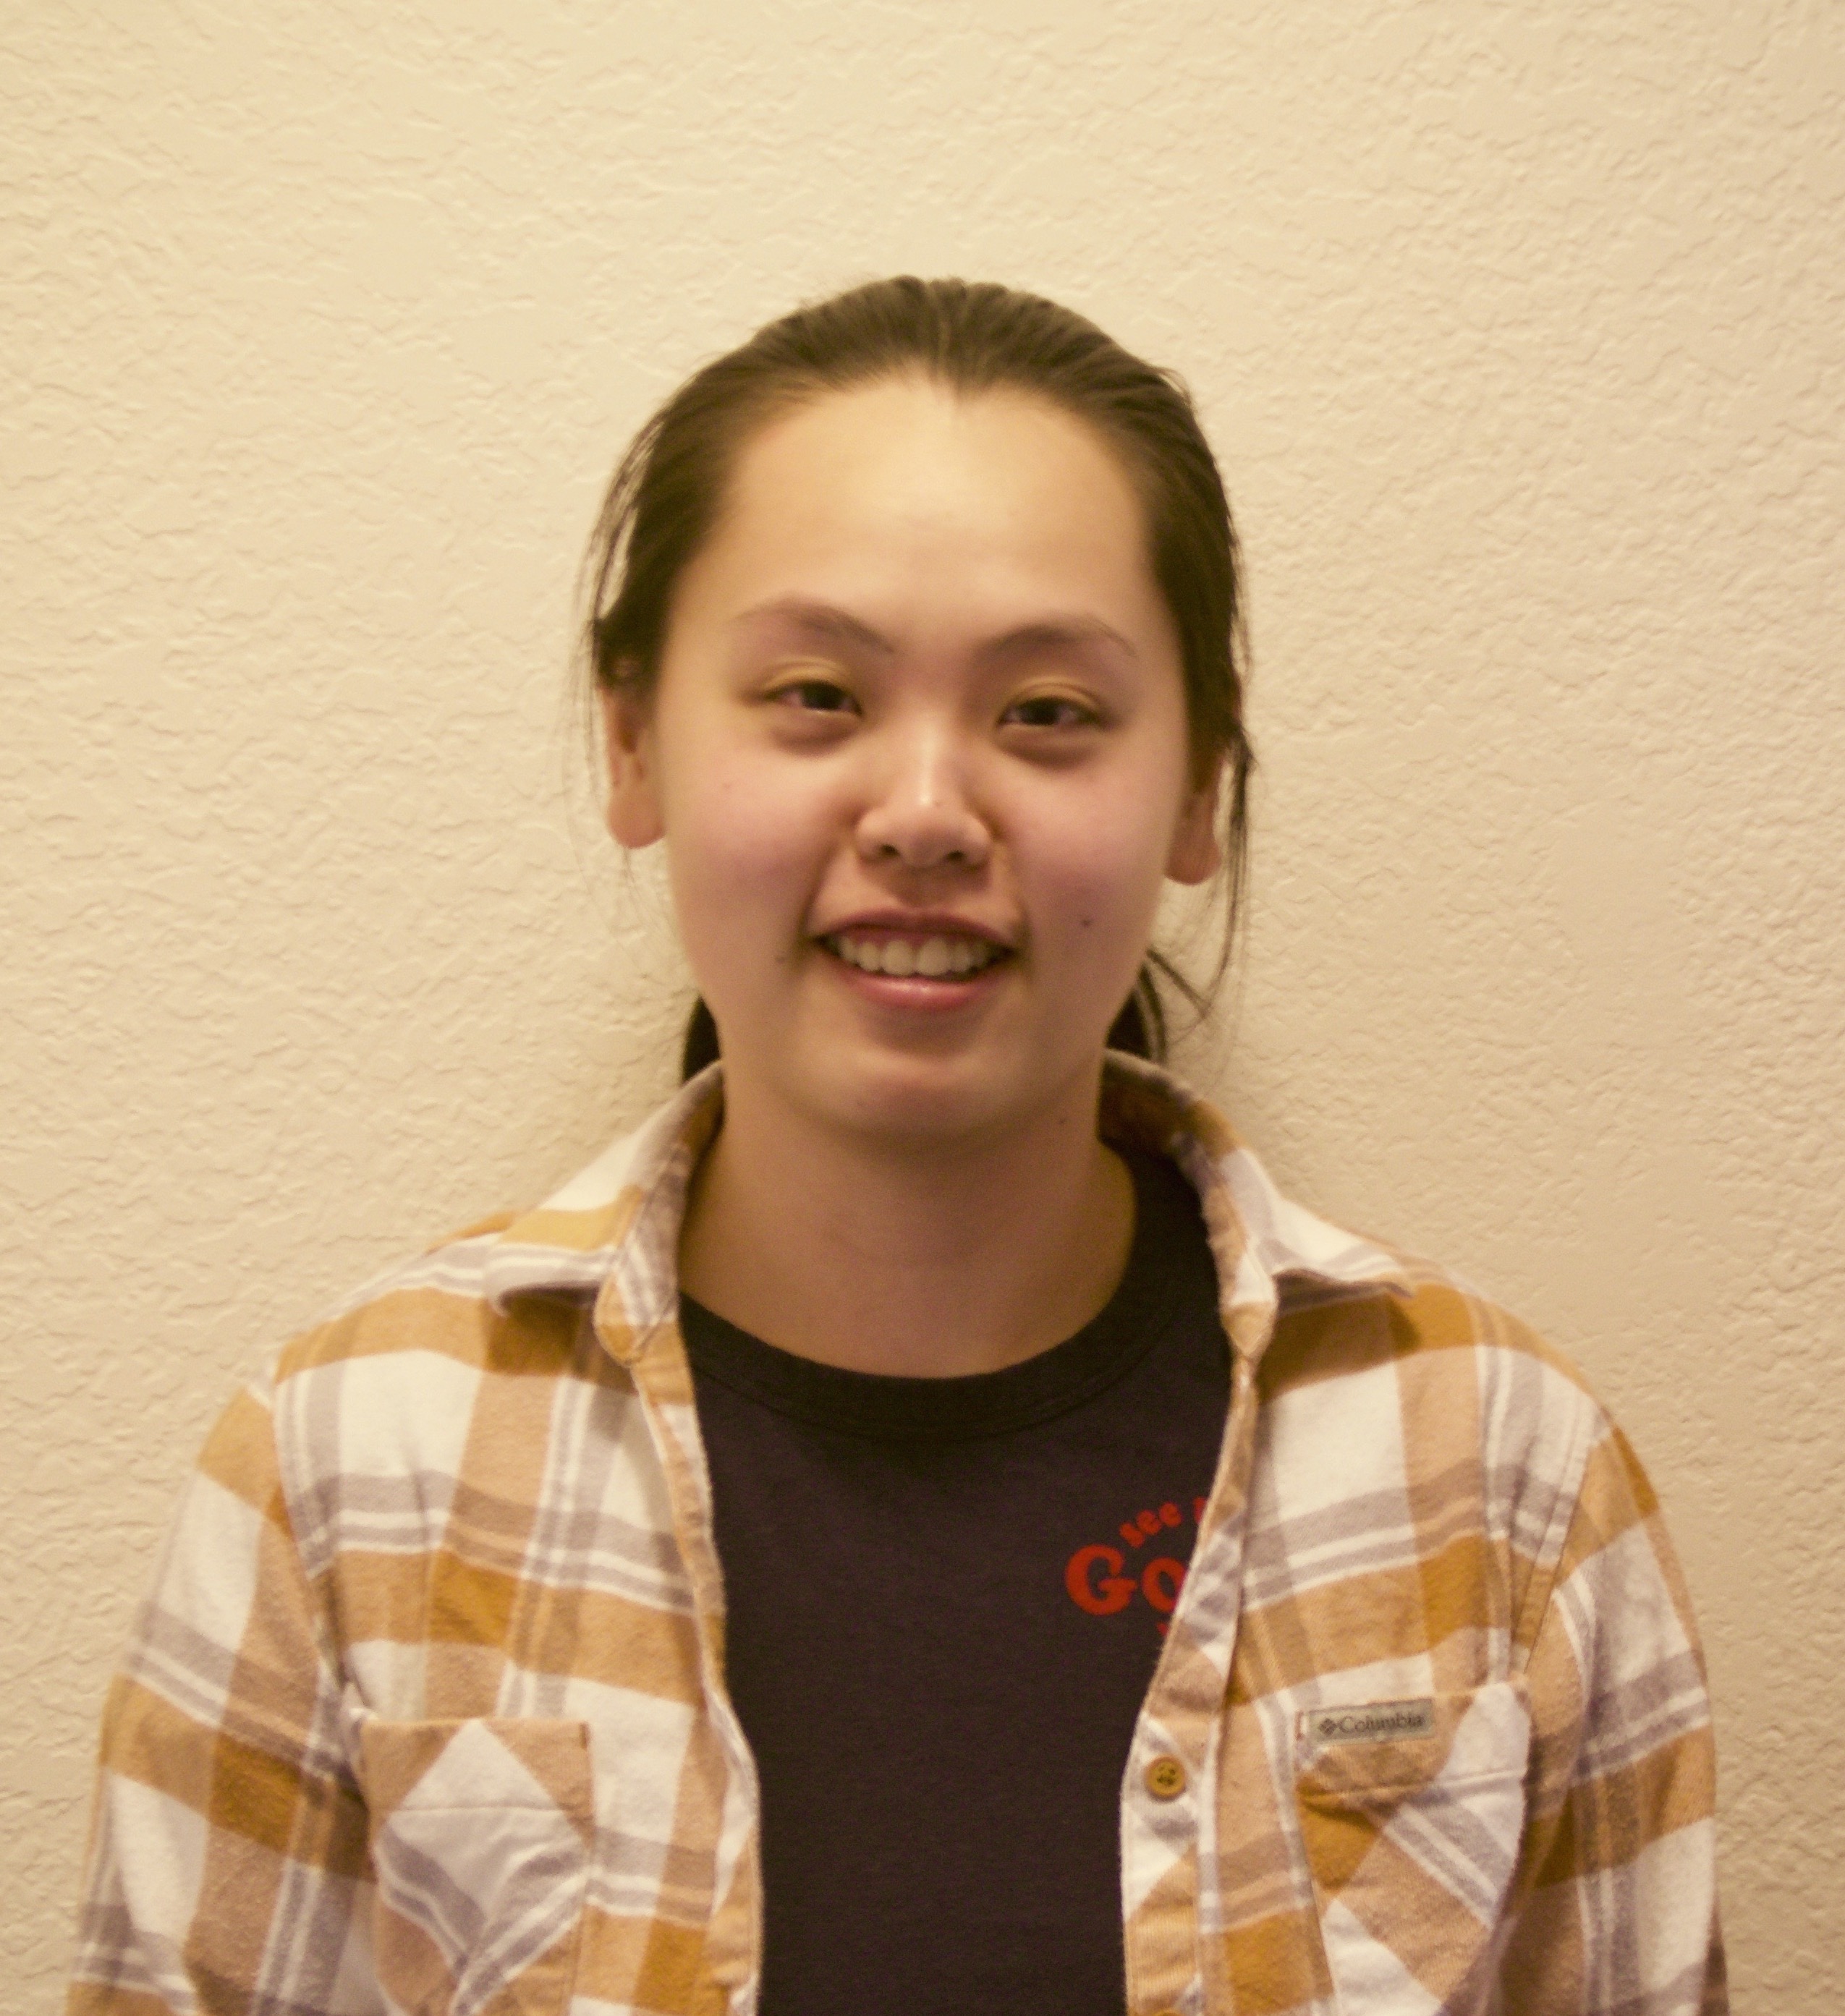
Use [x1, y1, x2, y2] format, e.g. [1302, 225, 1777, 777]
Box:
[584, 276, 1255, 1079]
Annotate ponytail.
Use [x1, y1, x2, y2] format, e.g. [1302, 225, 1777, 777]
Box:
[680, 995, 722, 1081]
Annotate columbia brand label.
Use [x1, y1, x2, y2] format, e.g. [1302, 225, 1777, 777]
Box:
[1302, 1698, 1435, 1745]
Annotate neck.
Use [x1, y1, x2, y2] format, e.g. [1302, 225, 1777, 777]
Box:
[677, 1064, 1134, 1377]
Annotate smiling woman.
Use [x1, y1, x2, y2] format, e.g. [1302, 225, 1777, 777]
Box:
[68, 280, 1725, 2016]
[589, 277, 1252, 1084]
[603, 376, 1222, 1376]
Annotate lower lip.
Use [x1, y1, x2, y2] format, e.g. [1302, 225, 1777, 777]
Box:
[820, 945, 1011, 1011]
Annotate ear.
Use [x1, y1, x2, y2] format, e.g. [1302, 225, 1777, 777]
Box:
[602, 685, 665, 849]
[1165, 755, 1223, 885]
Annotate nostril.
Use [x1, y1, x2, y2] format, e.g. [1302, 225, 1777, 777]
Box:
[858, 796, 992, 872]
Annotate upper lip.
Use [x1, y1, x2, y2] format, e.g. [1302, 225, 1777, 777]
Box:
[816, 909, 1015, 949]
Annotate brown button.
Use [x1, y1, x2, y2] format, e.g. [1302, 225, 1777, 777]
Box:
[1144, 1754, 1187, 1800]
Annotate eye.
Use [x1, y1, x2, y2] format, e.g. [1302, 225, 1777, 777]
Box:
[1003, 692, 1101, 731]
[770, 676, 858, 715]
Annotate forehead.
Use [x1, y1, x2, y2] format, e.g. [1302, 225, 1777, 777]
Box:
[692, 375, 1161, 628]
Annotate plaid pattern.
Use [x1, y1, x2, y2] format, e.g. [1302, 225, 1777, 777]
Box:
[69, 1059, 1724, 2016]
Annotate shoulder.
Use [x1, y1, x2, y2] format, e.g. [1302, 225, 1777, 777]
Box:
[268, 1073, 724, 1399]
[277, 1215, 580, 1386]
[1108, 1055, 1619, 1505]
[273, 1204, 621, 1405]
[1268, 1249, 1608, 1437]
[1260, 1249, 1694, 1672]
[203, 1084, 717, 1546]
[1265, 1251, 1612, 1515]
[235, 1223, 593, 1555]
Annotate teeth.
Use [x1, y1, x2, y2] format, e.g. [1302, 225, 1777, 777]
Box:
[832, 933, 1000, 978]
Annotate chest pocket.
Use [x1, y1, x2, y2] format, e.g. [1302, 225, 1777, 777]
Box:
[352, 1714, 593, 2016]
[1293, 1681, 1530, 2015]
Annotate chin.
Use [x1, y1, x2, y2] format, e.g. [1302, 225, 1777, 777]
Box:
[805, 1042, 1087, 1154]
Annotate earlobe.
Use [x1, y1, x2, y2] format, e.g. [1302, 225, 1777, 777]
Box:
[1165, 760, 1223, 885]
[602, 687, 665, 849]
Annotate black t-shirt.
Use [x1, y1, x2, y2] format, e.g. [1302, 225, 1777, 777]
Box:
[682, 1147, 1230, 2016]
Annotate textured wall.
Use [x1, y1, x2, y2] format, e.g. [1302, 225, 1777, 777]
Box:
[4, 1, 1840, 2004]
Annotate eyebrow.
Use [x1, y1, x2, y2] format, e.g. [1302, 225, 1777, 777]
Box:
[731, 597, 1139, 665]
[982, 617, 1140, 668]
[731, 598, 896, 653]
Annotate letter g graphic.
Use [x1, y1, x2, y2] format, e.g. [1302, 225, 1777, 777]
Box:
[1066, 1544, 1137, 1615]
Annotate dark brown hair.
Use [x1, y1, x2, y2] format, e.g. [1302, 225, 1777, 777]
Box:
[584, 276, 1253, 1076]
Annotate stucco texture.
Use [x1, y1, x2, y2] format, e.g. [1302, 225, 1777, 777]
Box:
[4, 1, 1839, 2005]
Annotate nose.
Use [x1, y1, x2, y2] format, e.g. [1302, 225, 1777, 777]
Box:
[854, 722, 991, 872]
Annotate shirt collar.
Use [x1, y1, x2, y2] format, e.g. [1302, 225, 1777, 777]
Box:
[483, 1056, 1410, 1361]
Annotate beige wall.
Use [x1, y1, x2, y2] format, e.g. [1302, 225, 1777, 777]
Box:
[5, 1, 1840, 2003]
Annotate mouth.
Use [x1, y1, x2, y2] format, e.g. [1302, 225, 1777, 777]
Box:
[820, 930, 1011, 981]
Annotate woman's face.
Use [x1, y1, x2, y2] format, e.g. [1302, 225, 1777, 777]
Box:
[606, 375, 1219, 1149]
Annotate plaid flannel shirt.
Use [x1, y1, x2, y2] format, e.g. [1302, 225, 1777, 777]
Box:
[69, 1058, 1725, 2016]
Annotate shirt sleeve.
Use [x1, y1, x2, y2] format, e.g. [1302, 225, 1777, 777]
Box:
[1500, 1419, 1727, 2015]
[67, 1376, 378, 2016]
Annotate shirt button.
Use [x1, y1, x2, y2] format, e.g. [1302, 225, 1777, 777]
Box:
[1144, 1754, 1187, 1800]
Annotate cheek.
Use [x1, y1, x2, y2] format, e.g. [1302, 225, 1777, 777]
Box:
[658, 756, 828, 963]
[1026, 781, 1177, 971]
